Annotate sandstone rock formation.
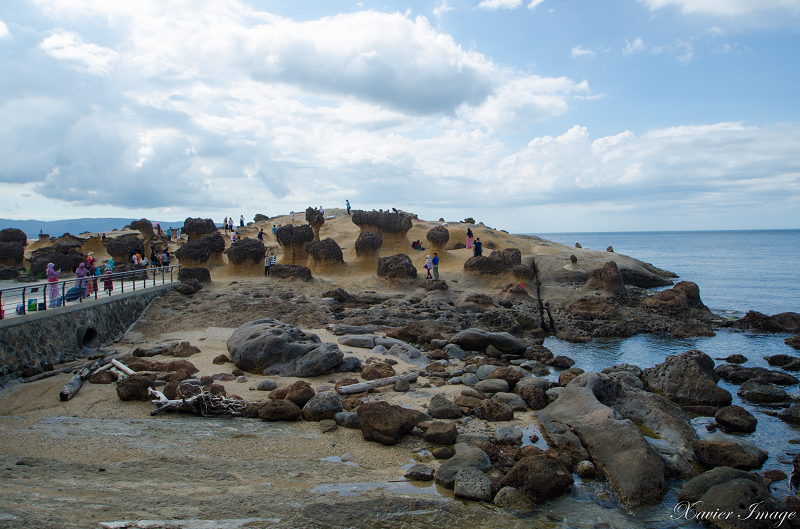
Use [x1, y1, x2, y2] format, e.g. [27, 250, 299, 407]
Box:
[584, 261, 625, 297]
[463, 248, 521, 275]
[225, 237, 266, 275]
[182, 218, 217, 241]
[354, 231, 383, 265]
[179, 267, 211, 283]
[269, 264, 313, 280]
[305, 207, 325, 241]
[175, 232, 226, 267]
[306, 238, 344, 272]
[642, 350, 732, 407]
[276, 224, 314, 265]
[0, 241, 24, 268]
[0, 228, 27, 246]
[376, 253, 417, 280]
[104, 234, 145, 265]
[352, 210, 413, 252]
[425, 226, 449, 260]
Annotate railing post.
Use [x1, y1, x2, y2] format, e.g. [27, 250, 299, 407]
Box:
[22, 287, 26, 315]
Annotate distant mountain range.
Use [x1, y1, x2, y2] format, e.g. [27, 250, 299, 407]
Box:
[0, 218, 186, 240]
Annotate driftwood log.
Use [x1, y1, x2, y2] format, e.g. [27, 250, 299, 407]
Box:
[148, 389, 246, 417]
[59, 361, 99, 401]
[133, 342, 181, 357]
[336, 372, 420, 394]
[24, 349, 121, 383]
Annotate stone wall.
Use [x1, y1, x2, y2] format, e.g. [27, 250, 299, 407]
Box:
[0, 284, 175, 379]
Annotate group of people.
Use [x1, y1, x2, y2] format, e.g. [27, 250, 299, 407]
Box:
[264, 253, 277, 276]
[422, 253, 440, 280]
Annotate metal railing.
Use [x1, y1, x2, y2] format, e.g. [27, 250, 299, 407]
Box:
[0, 265, 181, 321]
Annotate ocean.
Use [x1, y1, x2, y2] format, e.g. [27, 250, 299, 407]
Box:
[531, 230, 800, 527]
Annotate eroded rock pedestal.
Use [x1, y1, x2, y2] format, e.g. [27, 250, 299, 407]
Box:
[276, 224, 314, 265]
[352, 210, 413, 254]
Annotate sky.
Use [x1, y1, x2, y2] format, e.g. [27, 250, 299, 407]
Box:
[0, 0, 799, 233]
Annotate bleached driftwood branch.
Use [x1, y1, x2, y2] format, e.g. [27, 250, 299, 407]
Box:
[148, 388, 247, 417]
[336, 372, 419, 394]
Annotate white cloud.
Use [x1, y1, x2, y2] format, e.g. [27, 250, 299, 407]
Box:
[528, 0, 546, 9]
[39, 30, 118, 74]
[623, 37, 646, 55]
[0, 20, 10, 39]
[637, 0, 800, 16]
[478, 0, 523, 10]
[571, 45, 596, 59]
[433, 0, 454, 18]
[651, 38, 694, 63]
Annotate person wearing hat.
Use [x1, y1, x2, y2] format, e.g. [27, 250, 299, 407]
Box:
[423, 255, 433, 279]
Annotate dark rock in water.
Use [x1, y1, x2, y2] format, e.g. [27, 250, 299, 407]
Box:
[258, 399, 302, 421]
[117, 375, 155, 401]
[584, 261, 625, 297]
[763, 354, 795, 367]
[434, 446, 491, 488]
[357, 400, 420, 445]
[787, 334, 800, 350]
[179, 267, 211, 283]
[226, 237, 265, 265]
[692, 440, 767, 470]
[176, 278, 203, 294]
[182, 217, 217, 241]
[673, 281, 706, 309]
[737, 380, 789, 403]
[619, 267, 673, 288]
[678, 465, 766, 503]
[269, 264, 312, 280]
[670, 322, 715, 338]
[546, 356, 576, 369]
[715, 364, 799, 385]
[500, 454, 573, 502]
[642, 350, 732, 407]
[451, 328, 526, 354]
[405, 464, 434, 481]
[714, 405, 757, 433]
[778, 404, 800, 424]
[719, 353, 747, 364]
[376, 253, 417, 279]
[454, 467, 493, 502]
[227, 319, 322, 374]
[736, 310, 800, 334]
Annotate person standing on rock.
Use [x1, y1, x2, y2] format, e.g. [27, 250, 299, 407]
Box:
[272, 225, 278, 241]
[240, 215, 244, 228]
[423, 255, 433, 279]
[290, 211, 295, 224]
[346, 200, 351, 215]
[466, 227, 473, 249]
[473, 238, 482, 257]
[265, 253, 273, 277]
[46, 263, 61, 307]
[257, 229, 264, 241]
[432, 253, 440, 280]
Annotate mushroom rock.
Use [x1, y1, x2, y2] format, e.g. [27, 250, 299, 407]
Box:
[104, 234, 145, 265]
[463, 248, 522, 275]
[175, 232, 226, 267]
[305, 207, 325, 241]
[0, 228, 28, 246]
[0, 241, 24, 268]
[30, 251, 73, 277]
[376, 253, 417, 280]
[425, 226, 450, 260]
[130, 218, 155, 256]
[182, 218, 217, 241]
[584, 261, 625, 297]
[276, 224, 314, 265]
[306, 238, 344, 273]
[606, 246, 614, 252]
[354, 231, 383, 265]
[351, 210, 413, 253]
[224, 237, 266, 275]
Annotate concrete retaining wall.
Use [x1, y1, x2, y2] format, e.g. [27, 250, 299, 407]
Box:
[0, 284, 175, 379]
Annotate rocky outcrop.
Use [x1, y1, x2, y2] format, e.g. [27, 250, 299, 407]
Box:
[305, 207, 325, 241]
[306, 238, 344, 272]
[463, 248, 521, 275]
[642, 350, 732, 407]
[538, 372, 699, 508]
[352, 210, 413, 252]
[426, 226, 449, 259]
[276, 224, 314, 265]
[182, 218, 217, 241]
[357, 400, 420, 445]
[500, 454, 573, 502]
[104, 234, 145, 265]
[564, 297, 616, 320]
[175, 232, 226, 267]
[0, 241, 25, 268]
[584, 261, 625, 297]
[225, 237, 266, 275]
[179, 267, 211, 283]
[736, 311, 800, 334]
[354, 231, 383, 263]
[129, 219, 154, 256]
[269, 264, 312, 280]
[376, 253, 417, 280]
[0, 228, 28, 246]
[450, 329, 527, 355]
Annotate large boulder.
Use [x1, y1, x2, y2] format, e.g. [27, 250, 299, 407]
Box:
[736, 310, 800, 334]
[179, 267, 211, 283]
[104, 234, 145, 264]
[463, 248, 521, 275]
[354, 231, 383, 262]
[450, 328, 527, 355]
[226, 319, 322, 374]
[642, 350, 732, 407]
[182, 218, 217, 241]
[175, 232, 226, 266]
[305, 207, 325, 241]
[537, 372, 698, 508]
[434, 446, 491, 488]
[357, 400, 420, 445]
[276, 224, 314, 265]
[583, 261, 625, 297]
[352, 210, 413, 251]
[0, 228, 28, 246]
[715, 364, 799, 386]
[0, 242, 25, 267]
[500, 454, 574, 502]
[425, 226, 450, 259]
[269, 264, 312, 280]
[376, 253, 417, 280]
[30, 251, 76, 277]
[306, 238, 344, 272]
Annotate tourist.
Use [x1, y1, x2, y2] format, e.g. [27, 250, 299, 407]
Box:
[106, 257, 114, 271]
[423, 255, 433, 279]
[432, 252, 440, 280]
[240, 215, 245, 227]
[265, 252, 274, 277]
[290, 211, 295, 224]
[474, 238, 482, 257]
[86, 252, 95, 272]
[150, 250, 158, 269]
[319, 206, 324, 215]
[346, 200, 351, 215]
[466, 227, 473, 249]
[257, 228, 264, 241]
[75, 262, 88, 297]
[161, 252, 170, 266]
[272, 225, 278, 241]
[156, 224, 162, 236]
[103, 266, 113, 293]
[223, 217, 228, 231]
[167, 227, 172, 240]
[46, 263, 61, 307]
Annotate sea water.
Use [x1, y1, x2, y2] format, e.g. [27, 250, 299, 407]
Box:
[534, 230, 800, 526]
